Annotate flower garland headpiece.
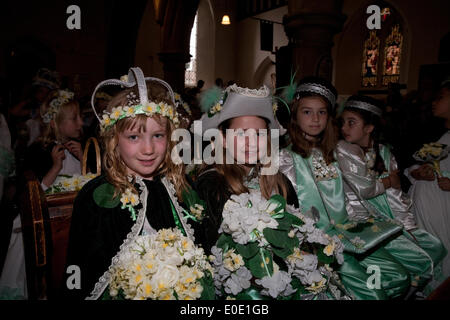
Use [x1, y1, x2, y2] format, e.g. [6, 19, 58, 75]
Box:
[41, 89, 75, 124]
[91, 67, 180, 131]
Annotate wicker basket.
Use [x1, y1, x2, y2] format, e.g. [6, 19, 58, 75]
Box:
[46, 137, 101, 294]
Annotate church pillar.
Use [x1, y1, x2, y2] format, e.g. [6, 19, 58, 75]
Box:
[283, 0, 347, 82]
[156, 0, 199, 92]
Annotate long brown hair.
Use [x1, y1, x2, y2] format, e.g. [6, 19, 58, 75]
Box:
[200, 117, 288, 200]
[101, 87, 188, 199]
[289, 96, 338, 164]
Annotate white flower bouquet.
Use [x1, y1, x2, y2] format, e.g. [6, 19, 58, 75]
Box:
[413, 142, 450, 177]
[210, 192, 349, 300]
[45, 173, 97, 194]
[107, 228, 215, 300]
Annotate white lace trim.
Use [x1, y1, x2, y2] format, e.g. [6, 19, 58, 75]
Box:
[85, 178, 148, 300]
[226, 84, 270, 97]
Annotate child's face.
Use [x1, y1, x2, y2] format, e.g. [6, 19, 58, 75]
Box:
[118, 117, 168, 179]
[224, 116, 268, 164]
[295, 96, 328, 140]
[432, 88, 450, 119]
[340, 110, 373, 147]
[58, 107, 83, 140]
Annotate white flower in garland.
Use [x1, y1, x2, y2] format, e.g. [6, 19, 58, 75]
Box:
[42, 89, 75, 124]
[120, 188, 140, 221]
[99, 102, 180, 131]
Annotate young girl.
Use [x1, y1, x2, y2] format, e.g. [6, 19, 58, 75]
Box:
[63, 67, 202, 300]
[279, 77, 414, 300]
[336, 94, 447, 296]
[0, 89, 83, 300]
[195, 84, 298, 253]
[22, 89, 84, 190]
[406, 79, 450, 281]
[194, 85, 351, 300]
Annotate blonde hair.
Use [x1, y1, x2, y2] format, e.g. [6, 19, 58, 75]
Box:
[39, 92, 80, 147]
[101, 87, 188, 199]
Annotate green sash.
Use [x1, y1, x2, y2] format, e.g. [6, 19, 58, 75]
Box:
[288, 148, 402, 254]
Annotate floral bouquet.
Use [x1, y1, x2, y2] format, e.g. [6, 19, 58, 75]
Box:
[413, 142, 450, 177]
[107, 228, 215, 300]
[210, 192, 350, 300]
[45, 173, 97, 194]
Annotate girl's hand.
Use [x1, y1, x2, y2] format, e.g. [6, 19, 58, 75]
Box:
[437, 177, 450, 191]
[411, 164, 435, 181]
[51, 144, 66, 171]
[388, 170, 402, 190]
[64, 140, 83, 160]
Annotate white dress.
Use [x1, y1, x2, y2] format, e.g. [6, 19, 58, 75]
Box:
[0, 146, 81, 299]
[406, 131, 450, 279]
[0, 114, 25, 300]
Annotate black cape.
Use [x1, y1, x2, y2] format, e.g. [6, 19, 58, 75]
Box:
[62, 174, 200, 299]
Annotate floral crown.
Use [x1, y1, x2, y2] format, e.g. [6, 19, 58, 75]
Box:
[91, 67, 180, 132]
[41, 89, 75, 124]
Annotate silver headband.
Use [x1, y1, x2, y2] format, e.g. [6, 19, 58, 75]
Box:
[296, 83, 336, 107]
[344, 100, 382, 117]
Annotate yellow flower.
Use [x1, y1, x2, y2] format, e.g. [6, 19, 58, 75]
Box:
[323, 241, 336, 256]
[110, 107, 122, 120]
[272, 103, 278, 114]
[101, 114, 111, 127]
[306, 278, 327, 293]
[144, 104, 153, 114]
[125, 106, 135, 117]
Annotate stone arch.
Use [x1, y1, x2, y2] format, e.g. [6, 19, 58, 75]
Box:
[253, 56, 275, 89]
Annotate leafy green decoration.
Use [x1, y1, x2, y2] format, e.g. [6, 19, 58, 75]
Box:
[236, 242, 259, 259]
[199, 272, 216, 300]
[247, 248, 273, 279]
[93, 183, 120, 208]
[263, 228, 298, 249]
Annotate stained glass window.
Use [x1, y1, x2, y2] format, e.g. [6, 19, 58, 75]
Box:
[382, 25, 403, 86]
[360, 2, 404, 88]
[362, 31, 380, 87]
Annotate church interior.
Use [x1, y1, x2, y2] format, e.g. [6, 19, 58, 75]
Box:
[1, 0, 450, 302]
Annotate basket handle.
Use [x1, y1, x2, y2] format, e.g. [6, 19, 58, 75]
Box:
[82, 137, 101, 176]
